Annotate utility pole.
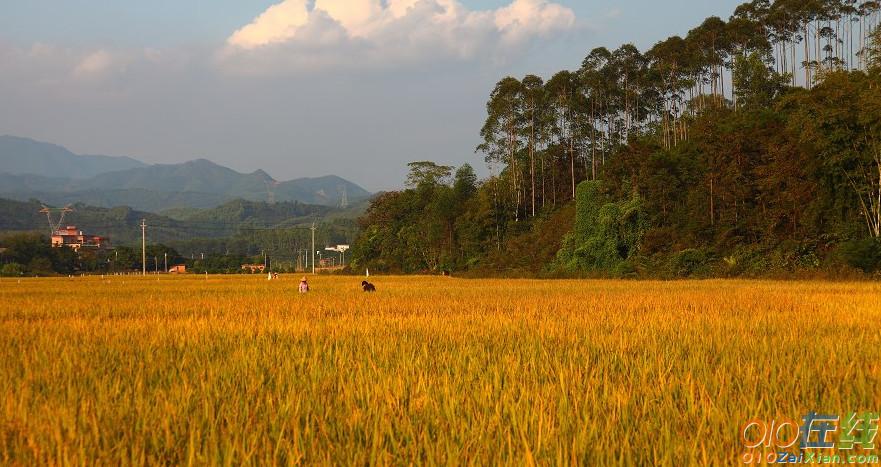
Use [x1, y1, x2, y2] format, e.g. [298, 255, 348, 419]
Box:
[310, 223, 316, 275]
[140, 219, 147, 276]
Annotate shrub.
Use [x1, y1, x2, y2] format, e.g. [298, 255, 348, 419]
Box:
[26, 257, 55, 276]
[837, 238, 881, 273]
[558, 181, 648, 274]
[1, 263, 23, 277]
[613, 260, 639, 278]
[668, 249, 711, 278]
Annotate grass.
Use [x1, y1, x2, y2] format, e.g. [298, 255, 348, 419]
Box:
[1, 275, 879, 465]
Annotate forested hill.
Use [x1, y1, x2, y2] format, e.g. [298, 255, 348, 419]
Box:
[0, 196, 362, 275]
[351, 0, 881, 277]
[0, 197, 356, 246]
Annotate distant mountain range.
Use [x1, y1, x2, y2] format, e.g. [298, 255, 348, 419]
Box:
[0, 135, 146, 178]
[0, 135, 371, 212]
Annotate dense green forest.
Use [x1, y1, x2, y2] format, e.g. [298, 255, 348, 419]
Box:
[352, 0, 881, 277]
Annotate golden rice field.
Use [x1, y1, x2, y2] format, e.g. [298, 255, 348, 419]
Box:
[0, 275, 880, 465]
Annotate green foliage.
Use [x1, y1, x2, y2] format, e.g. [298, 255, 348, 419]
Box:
[356, 69, 881, 278]
[732, 52, 787, 110]
[353, 160, 576, 275]
[868, 28, 881, 74]
[345, 1, 881, 278]
[838, 239, 881, 273]
[667, 249, 712, 278]
[170, 199, 328, 226]
[188, 254, 249, 274]
[573, 181, 605, 241]
[453, 164, 478, 200]
[613, 260, 639, 279]
[0, 263, 23, 277]
[0, 233, 77, 275]
[557, 181, 648, 273]
[782, 71, 881, 239]
[353, 167, 481, 273]
[0, 197, 358, 261]
[27, 257, 56, 276]
[406, 162, 454, 189]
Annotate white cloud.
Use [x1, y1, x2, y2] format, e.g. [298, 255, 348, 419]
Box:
[73, 50, 115, 77]
[495, 0, 576, 42]
[221, 0, 577, 71]
[313, 0, 383, 37]
[0, 43, 189, 95]
[228, 0, 310, 49]
[388, 0, 420, 19]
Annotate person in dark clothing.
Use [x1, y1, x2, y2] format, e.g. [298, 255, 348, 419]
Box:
[361, 280, 376, 292]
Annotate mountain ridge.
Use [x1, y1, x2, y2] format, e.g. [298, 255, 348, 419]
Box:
[0, 136, 371, 212]
[0, 135, 147, 179]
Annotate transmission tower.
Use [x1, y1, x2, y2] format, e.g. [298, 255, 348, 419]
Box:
[39, 205, 74, 234]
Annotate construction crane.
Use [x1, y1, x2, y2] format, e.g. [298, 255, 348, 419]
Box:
[39, 205, 74, 234]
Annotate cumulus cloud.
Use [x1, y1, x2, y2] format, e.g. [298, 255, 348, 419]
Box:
[221, 0, 576, 71]
[494, 0, 576, 42]
[227, 0, 310, 49]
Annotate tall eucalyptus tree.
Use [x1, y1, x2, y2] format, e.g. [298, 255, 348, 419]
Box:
[479, 77, 524, 221]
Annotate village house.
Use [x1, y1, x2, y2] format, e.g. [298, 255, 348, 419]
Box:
[51, 226, 110, 251]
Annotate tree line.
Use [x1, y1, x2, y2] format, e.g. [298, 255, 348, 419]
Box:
[478, 0, 881, 221]
[0, 218, 357, 276]
[352, 0, 881, 276]
[0, 232, 332, 276]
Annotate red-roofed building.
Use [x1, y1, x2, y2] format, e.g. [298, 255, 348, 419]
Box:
[51, 226, 111, 251]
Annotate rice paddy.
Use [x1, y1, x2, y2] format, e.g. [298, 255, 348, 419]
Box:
[1, 275, 879, 465]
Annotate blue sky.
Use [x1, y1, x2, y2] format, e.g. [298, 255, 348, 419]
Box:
[0, 0, 743, 190]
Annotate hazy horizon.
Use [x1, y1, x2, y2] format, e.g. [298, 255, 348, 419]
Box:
[1, 0, 742, 192]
